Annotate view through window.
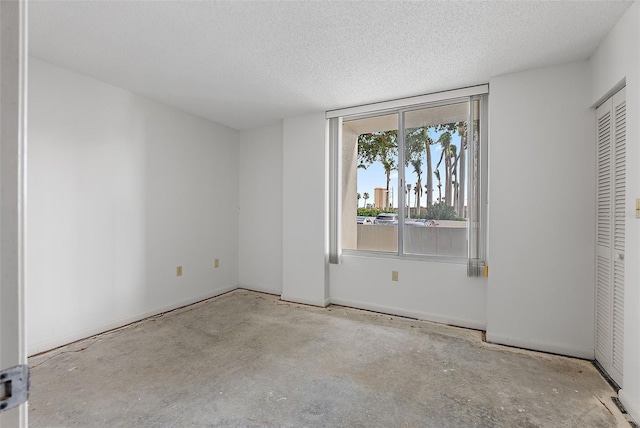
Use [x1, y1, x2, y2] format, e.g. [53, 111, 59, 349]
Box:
[341, 98, 482, 259]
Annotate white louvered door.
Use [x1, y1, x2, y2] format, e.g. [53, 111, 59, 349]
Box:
[595, 87, 625, 387]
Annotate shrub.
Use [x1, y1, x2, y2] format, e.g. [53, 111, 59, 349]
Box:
[357, 208, 380, 217]
[426, 202, 464, 221]
[357, 208, 397, 217]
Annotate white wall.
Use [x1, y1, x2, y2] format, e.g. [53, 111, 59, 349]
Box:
[238, 123, 283, 295]
[589, 1, 640, 421]
[281, 113, 329, 306]
[330, 112, 488, 328]
[27, 58, 239, 355]
[331, 257, 487, 330]
[486, 61, 596, 359]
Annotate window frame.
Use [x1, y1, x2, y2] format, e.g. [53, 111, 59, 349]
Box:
[328, 86, 488, 269]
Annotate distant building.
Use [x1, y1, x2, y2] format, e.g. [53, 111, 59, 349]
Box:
[374, 187, 388, 209]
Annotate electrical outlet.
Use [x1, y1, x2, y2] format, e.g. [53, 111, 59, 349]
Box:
[176, 266, 182, 276]
[215, 259, 219, 268]
[391, 271, 398, 281]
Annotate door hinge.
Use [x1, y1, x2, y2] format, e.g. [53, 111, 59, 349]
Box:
[0, 364, 30, 413]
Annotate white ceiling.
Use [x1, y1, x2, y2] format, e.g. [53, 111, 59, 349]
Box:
[30, 1, 633, 131]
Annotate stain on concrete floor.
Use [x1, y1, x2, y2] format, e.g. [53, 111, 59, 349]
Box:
[28, 290, 629, 427]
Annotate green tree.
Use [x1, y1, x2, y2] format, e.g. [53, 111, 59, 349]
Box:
[405, 128, 426, 210]
[434, 130, 463, 208]
[406, 127, 437, 208]
[437, 122, 468, 216]
[363, 192, 369, 208]
[357, 131, 397, 208]
[434, 131, 453, 206]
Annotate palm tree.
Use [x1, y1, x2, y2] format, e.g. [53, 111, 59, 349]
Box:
[363, 192, 370, 208]
[435, 131, 459, 207]
[357, 192, 361, 208]
[437, 122, 468, 216]
[434, 170, 442, 203]
[405, 128, 426, 211]
[446, 144, 457, 207]
[425, 132, 434, 207]
[410, 159, 423, 210]
[434, 133, 449, 204]
[456, 123, 467, 217]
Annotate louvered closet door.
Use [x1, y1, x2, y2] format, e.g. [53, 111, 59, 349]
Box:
[595, 87, 625, 387]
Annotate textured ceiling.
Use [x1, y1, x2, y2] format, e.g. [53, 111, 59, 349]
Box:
[30, 1, 632, 131]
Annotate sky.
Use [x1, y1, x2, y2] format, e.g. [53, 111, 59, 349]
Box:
[357, 127, 463, 210]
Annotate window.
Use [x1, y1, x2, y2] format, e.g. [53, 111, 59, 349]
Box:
[328, 86, 487, 271]
[342, 112, 399, 252]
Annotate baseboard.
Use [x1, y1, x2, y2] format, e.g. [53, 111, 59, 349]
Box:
[238, 284, 282, 296]
[329, 297, 486, 331]
[485, 332, 594, 360]
[619, 389, 640, 424]
[28, 285, 238, 356]
[280, 294, 329, 308]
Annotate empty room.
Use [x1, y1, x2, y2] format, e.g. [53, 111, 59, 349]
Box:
[1, 0, 640, 426]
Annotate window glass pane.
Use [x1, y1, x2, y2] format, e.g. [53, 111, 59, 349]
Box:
[341, 113, 398, 253]
[403, 102, 469, 257]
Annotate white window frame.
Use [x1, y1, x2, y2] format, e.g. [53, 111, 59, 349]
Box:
[328, 85, 488, 273]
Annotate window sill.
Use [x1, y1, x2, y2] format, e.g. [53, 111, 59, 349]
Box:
[340, 250, 467, 265]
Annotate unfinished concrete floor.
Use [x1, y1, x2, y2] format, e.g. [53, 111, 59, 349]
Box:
[29, 290, 628, 427]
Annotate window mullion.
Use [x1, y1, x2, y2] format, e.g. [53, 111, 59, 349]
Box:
[479, 95, 489, 264]
[397, 113, 406, 256]
[328, 117, 342, 264]
[466, 100, 476, 264]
